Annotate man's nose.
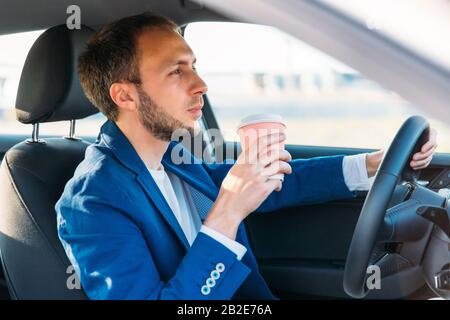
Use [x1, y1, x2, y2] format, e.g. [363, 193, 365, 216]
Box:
[190, 74, 208, 96]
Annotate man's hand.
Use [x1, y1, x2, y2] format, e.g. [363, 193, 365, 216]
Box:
[204, 132, 292, 240]
[409, 128, 438, 170]
[366, 128, 438, 177]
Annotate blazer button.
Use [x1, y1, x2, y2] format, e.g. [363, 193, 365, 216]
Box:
[201, 285, 211, 296]
[206, 277, 216, 288]
[210, 270, 220, 280]
[215, 262, 225, 273]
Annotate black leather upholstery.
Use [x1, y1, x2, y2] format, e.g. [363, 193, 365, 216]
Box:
[0, 25, 97, 299]
[15, 25, 98, 124]
[0, 140, 89, 299]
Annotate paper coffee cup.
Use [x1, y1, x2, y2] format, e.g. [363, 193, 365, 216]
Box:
[237, 114, 286, 181]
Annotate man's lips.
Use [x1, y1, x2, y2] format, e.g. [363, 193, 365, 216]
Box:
[187, 103, 203, 112]
[187, 104, 203, 118]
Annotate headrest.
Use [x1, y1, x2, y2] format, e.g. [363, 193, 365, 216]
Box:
[15, 25, 98, 124]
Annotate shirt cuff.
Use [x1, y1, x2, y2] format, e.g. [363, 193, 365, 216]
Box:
[342, 153, 375, 191]
[200, 225, 247, 260]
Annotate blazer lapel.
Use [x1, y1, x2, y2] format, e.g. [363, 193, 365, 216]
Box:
[100, 120, 190, 250]
[161, 141, 219, 202]
[136, 172, 190, 250]
[162, 143, 221, 222]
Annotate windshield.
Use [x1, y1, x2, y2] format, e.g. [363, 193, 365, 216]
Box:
[320, 0, 450, 72]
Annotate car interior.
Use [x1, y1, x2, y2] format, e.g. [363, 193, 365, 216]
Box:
[0, 0, 449, 300]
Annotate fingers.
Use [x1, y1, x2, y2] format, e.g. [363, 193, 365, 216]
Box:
[411, 156, 432, 170]
[420, 128, 437, 153]
[256, 132, 286, 158]
[411, 152, 434, 171]
[261, 160, 292, 177]
[420, 141, 434, 153]
[265, 178, 283, 193]
[410, 128, 437, 170]
[244, 132, 286, 163]
[413, 144, 436, 161]
[411, 161, 431, 170]
[259, 146, 292, 167]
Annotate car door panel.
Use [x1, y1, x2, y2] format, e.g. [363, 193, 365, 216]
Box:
[219, 140, 450, 299]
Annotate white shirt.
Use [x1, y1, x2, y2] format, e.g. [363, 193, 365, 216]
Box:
[342, 153, 375, 191]
[147, 153, 373, 261]
[148, 165, 200, 245]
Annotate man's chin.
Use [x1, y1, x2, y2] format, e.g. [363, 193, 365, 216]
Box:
[182, 119, 201, 135]
[170, 121, 201, 141]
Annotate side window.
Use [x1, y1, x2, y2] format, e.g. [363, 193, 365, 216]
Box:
[0, 30, 105, 137]
[185, 22, 450, 152]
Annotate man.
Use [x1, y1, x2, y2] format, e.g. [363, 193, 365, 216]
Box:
[56, 12, 437, 300]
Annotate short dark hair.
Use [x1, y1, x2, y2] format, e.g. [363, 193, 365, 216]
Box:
[78, 12, 180, 121]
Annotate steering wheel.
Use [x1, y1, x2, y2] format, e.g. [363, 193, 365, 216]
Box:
[343, 115, 430, 299]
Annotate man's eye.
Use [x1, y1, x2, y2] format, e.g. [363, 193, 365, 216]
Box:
[170, 69, 182, 75]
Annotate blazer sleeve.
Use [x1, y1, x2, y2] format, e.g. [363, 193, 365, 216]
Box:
[202, 155, 356, 213]
[55, 175, 251, 300]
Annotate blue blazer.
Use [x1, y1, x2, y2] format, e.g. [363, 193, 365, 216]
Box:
[55, 120, 355, 300]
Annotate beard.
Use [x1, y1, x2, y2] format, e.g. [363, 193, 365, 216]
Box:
[136, 85, 197, 142]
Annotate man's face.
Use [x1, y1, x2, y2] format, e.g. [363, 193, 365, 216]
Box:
[134, 28, 208, 141]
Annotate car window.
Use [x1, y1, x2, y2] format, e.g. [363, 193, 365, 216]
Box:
[0, 30, 105, 137]
[320, 0, 450, 72]
[185, 22, 450, 152]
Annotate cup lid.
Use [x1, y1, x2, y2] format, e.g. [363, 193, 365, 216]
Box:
[237, 113, 285, 130]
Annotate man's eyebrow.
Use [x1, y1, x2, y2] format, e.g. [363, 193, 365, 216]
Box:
[167, 57, 197, 67]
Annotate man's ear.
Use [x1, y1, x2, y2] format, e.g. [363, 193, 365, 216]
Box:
[109, 82, 138, 112]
